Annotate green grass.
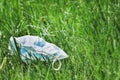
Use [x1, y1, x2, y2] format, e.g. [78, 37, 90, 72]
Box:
[0, 0, 120, 80]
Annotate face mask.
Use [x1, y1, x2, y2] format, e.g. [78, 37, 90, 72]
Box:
[9, 35, 68, 70]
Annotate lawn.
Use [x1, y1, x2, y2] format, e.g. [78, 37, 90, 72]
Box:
[0, 0, 120, 80]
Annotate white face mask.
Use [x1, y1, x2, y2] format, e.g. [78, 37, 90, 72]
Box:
[9, 35, 68, 70]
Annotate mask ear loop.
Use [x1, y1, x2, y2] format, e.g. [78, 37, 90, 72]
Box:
[52, 57, 62, 71]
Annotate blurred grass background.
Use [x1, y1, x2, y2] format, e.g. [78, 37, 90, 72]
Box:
[0, 0, 120, 80]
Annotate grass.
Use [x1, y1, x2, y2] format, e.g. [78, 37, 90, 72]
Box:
[0, 0, 120, 80]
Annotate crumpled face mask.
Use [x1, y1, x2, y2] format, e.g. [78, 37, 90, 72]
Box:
[9, 35, 68, 70]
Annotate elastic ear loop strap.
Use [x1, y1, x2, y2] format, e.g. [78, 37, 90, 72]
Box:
[52, 57, 62, 71]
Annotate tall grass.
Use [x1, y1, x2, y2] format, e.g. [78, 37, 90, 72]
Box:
[0, 0, 120, 80]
